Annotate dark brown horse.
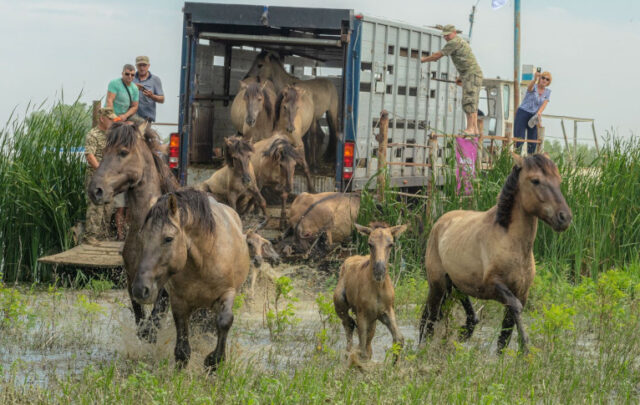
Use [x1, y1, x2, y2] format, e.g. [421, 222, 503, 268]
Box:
[133, 189, 250, 370]
[418, 153, 572, 354]
[274, 85, 315, 191]
[245, 51, 339, 161]
[230, 78, 277, 143]
[88, 122, 179, 342]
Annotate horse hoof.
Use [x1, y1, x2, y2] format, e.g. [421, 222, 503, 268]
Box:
[204, 353, 223, 372]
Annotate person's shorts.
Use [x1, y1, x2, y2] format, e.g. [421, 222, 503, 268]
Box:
[462, 73, 483, 114]
[114, 192, 127, 208]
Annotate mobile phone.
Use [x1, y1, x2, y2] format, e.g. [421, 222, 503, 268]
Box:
[536, 67, 541, 73]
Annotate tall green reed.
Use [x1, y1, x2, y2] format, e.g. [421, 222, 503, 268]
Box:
[0, 96, 90, 282]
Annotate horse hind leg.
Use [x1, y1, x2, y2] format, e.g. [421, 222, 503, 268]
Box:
[205, 290, 236, 372]
[457, 294, 479, 341]
[496, 307, 516, 354]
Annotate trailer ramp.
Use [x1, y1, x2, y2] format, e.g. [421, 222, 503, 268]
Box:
[38, 241, 124, 268]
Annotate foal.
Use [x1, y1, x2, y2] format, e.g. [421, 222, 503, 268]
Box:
[418, 153, 572, 353]
[334, 222, 407, 363]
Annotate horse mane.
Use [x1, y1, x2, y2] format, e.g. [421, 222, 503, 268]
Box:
[224, 136, 254, 167]
[496, 154, 559, 229]
[263, 137, 302, 164]
[106, 122, 179, 194]
[144, 188, 215, 234]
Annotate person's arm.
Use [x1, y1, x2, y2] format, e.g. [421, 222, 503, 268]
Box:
[86, 153, 100, 170]
[537, 100, 549, 118]
[142, 89, 165, 104]
[421, 51, 443, 63]
[528, 71, 540, 92]
[106, 91, 116, 108]
[121, 101, 138, 121]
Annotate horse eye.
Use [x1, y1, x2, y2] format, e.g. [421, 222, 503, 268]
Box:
[119, 149, 129, 157]
[531, 179, 540, 185]
[164, 236, 174, 243]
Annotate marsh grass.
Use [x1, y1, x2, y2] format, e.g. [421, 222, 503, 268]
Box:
[0, 96, 90, 282]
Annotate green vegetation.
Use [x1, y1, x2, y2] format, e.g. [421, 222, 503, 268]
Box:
[0, 96, 91, 282]
[265, 276, 299, 340]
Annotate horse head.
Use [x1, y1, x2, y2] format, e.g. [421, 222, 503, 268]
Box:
[277, 85, 306, 134]
[244, 51, 280, 82]
[241, 79, 270, 127]
[224, 136, 255, 186]
[355, 222, 407, 282]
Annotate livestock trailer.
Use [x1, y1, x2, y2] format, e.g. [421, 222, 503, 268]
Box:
[174, 2, 465, 192]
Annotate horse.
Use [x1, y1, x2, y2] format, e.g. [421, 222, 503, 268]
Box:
[230, 78, 277, 143]
[132, 188, 250, 371]
[274, 85, 315, 192]
[245, 50, 339, 162]
[334, 222, 407, 365]
[418, 153, 572, 354]
[199, 136, 267, 218]
[88, 122, 179, 342]
[245, 228, 280, 299]
[250, 133, 306, 229]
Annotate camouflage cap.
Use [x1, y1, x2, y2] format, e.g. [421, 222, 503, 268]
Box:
[98, 107, 117, 120]
[135, 55, 150, 65]
[442, 24, 456, 35]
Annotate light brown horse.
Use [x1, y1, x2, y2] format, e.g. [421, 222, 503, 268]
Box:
[274, 85, 315, 191]
[199, 136, 267, 218]
[88, 122, 179, 342]
[418, 154, 572, 354]
[250, 133, 306, 229]
[334, 222, 407, 364]
[132, 189, 250, 371]
[245, 229, 280, 299]
[245, 51, 339, 162]
[230, 78, 277, 143]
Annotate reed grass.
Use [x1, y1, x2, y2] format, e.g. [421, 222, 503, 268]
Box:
[0, 96, 90, 282]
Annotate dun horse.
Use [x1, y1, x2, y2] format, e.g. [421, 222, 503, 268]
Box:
[418, 154, 572, 353]
[88, 122, 179, 342]
[251, 134, 306, 228]
[334, 222, 407, 364]
[274, 84, 315, 191]
[200, 136, 267, 218]
[133, 189, 250, 370]
[245, 51, 339, 162]
[245, 229, 280, 299]
[230, 78, 276, 143]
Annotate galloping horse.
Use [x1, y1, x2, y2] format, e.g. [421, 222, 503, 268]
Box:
[274, 85, 315, 192]
[245, 51, 339, 162]
[133, 189, 250, 371]
[230, 78, 277, 143]
[418, 153, 572, 354]
[88, 122, 179, 342]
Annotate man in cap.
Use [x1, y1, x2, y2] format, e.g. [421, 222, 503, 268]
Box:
[133, 56, 164, 122]
[83, 107, 120, 244]
[106, 64, 140, 123]
[421, 24, 484, 135]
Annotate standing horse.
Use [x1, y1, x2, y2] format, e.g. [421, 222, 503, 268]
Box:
[274, 85, 315, 192]
[418, 154, 572, 354]
[88, 122, 179, 342]
[230, 78, 276, 143]
[199, 136, 267, 218]
[133, 189, 250, 371]
[245, 51, 339, 162]
[251, 133, 306, 229]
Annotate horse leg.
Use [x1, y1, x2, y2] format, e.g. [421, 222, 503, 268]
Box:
[333, 288, 356, 353]
[172, 303, 192, 369]
[247, 184, 268, 219]
[356, 313, 370, 360]
[379, 309, 404, 363]
[205, 290, 236, 372]
[494, 282, 529, 354]
[496, 307, 515, 353]
[419, 281, 446, 343]
[137, 288, 170, 343]
[365, 320, 377, 361]
[458, 294, 479, 341]
[279, 190, 288, 230]
[300, 156, 315, 193]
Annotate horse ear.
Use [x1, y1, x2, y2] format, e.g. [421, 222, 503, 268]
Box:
[239, 80, 248, 90]
[296, 87, 307, 96]
[390, 224, 408, 238]
[511, 151, 523, 168]
[224, 137, 232, 146]
[355, 224, 372, 236]
[148, 195, 159, 210]
[168, 194, 179, 217]
[137, 121, 148, 136]
[542, 151, 550, 159]
[259, 80, 268, 91]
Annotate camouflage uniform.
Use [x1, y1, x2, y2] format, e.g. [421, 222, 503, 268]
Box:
[84, 125, 113, 242]
[441, 35, 484, 114]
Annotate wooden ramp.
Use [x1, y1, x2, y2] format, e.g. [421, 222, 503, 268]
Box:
[38, 241, 124, 268]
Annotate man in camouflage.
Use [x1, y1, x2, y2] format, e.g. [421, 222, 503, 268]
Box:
[83, 107, 117, 244]
[421, 24, 483, 135]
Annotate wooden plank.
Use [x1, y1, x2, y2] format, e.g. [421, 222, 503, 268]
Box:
[38, 241, 124, 268]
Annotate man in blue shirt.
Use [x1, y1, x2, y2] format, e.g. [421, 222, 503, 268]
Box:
[133, 56, 164, 122]
[106, 64, 139, 122]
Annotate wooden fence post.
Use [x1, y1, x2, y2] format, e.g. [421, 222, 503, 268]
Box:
[376, 110, 389, 200]
[92, 100, 101, 127]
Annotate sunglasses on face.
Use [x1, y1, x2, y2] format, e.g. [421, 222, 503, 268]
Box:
[123, 72, 135, 76]
[137, 64, 148, 67]
[541, 77, 550, 81]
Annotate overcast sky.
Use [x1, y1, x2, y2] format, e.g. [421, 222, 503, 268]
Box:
[1, 0, 638, 144]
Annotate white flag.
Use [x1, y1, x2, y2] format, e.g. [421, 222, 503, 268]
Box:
[492, 0, 508, 9]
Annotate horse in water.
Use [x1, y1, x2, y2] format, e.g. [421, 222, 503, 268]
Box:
[418, 153, 572, 354]
[88, 122, 179, 342]
[133, 189, 250, 371]
[245, 51, 339, 162]
[230, 78, 277, 143]
[274, 85, 315, 191]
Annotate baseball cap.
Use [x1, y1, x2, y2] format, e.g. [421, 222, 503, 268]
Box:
[442, 24, 456, 35]
[98, 107, 117, 120]
[136, 55, 150, 65]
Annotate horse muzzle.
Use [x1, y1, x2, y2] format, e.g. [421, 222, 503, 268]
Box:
[373, 262, 387, 282]
[242, 174, 252, 185]
[88, 185, 112, 205]
[552, 209, 572, 232]
[132, 278, 158, 305]
[245, 117, 256, 127]
[252, 255, 263, 268]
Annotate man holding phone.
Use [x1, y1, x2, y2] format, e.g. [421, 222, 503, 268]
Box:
[133, 56, 164, 122]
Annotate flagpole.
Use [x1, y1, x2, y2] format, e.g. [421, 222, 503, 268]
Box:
[513, 0, 521, 144]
